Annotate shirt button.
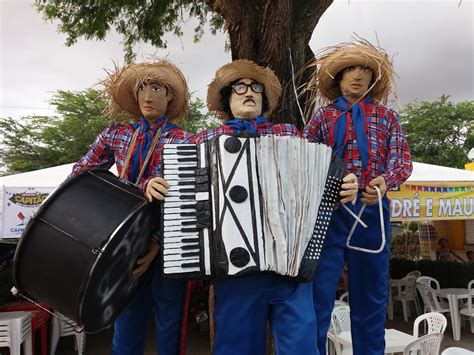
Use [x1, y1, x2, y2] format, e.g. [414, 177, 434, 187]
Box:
[353, 140, 357, 144]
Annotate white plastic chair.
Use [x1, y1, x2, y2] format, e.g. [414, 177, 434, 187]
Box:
[413, 312, 447, 337]
[393, 275, 420, 321]
[417, 276, 441, 290]
[407, 270, 421, 279]
[442, 347, 474, 354]
[417, 276, 448, 309]
[0, 311, 33, 355]
[403, 332, 443, 355]
[416, 283, 450, 316]
[327, 305, 351, 355]
[50, 311, 86, 355]
[459, 280, 474, 334]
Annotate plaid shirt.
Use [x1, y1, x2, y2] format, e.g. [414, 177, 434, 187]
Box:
[303, 103, 412, 190]
[195, 121, 301, 143]
[71, 119, 194, 241]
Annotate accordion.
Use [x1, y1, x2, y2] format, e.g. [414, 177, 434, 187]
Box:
[160, 135, 344, 281]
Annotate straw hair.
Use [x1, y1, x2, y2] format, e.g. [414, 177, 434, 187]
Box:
[207, 59, 282, 120]
[304, 38, 396, 115]
[102, 59, 189, 124]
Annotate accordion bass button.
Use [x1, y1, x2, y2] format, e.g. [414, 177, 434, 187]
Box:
[229, 185, 248, 203]
[224, 136, 242, 153]
[229, 247, 251, 268]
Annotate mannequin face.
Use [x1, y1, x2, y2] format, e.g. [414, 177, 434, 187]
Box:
[339, 65, 373, 103]
[137, 81, 172, 121]
[229, 78, 263, 119]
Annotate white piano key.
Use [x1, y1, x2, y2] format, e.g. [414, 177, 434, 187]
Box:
[163, 255, 200, 262]
[163, 201, 195, 208]
[163, 231, 199, 238]
[169, 185, 195, 191]
[165, 196, 196, 202]
[162, 160, 197, 166]
[164, 225, 197, 232]
[163, 243, 200, 250]
[164, 174, 196, 181]
[163, 143, 196, 149]
[164, 266, 200, 274]
[163, 212, 197, 219]
[164, 219, 197, 227]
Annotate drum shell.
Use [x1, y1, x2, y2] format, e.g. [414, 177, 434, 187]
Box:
[12, 170, 159, 332]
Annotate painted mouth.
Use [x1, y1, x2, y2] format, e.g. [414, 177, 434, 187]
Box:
[243, 98, 255, 105]
[143, 106, 155, 110]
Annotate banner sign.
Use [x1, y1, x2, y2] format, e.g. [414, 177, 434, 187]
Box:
[388, 182, 474, 222]
[1, 187, 55, 239]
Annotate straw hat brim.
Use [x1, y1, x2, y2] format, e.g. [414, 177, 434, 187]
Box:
[318, 45, 393, 102]
[106, 60, 189, 122]
[207, 60, 282, 120]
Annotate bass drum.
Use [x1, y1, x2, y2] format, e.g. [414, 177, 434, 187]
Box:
[12, 169, 159, 333]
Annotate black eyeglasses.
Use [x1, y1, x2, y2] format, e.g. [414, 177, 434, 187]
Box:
[232, 81, 264, 95]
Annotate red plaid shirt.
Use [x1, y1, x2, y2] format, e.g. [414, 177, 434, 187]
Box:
[303, 103, 412, 190]
[195, 121, 301, 143]
[71, 119, 193, 242]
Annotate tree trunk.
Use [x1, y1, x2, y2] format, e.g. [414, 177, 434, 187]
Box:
[206, 0, 333, 129]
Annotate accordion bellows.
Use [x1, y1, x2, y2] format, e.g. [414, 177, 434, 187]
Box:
[161, 135, 344, 281]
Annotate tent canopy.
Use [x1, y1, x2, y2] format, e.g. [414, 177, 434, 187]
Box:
[408, 162, 474, 182]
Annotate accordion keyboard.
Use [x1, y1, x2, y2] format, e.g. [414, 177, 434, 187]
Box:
[161, 144, 212, 276]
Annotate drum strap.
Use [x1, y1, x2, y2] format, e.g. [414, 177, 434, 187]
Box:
[120, 126, 165, 186]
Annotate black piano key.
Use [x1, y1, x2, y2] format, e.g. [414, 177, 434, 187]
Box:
[182, 238, 200, 243]
[172, 151, 197, 156]
[178, 173, 195, 178]
[176, 145, 196, 150]
[179, 188, 196, 193]
[181, 244, 200, 250]
[182, 220, 196, 226]
[180, 204, 197, 210]
[178, 166, 196, 171]
[179, 194, 196, 200]
[182, 252, 200, 258]
[182, 262, 201, 269]
[177, 157, 198, 162]
[178, 180, 195, 185]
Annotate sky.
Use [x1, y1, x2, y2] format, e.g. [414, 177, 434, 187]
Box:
[0, 0, 473, 119]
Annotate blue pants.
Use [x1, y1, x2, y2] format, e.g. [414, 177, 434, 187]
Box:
[213, 274, 318, 355]
[313, 197, 390, 355]
[111, 260, 186, 355]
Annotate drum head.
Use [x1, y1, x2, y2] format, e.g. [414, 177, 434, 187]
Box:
[79, 202, 158, 333]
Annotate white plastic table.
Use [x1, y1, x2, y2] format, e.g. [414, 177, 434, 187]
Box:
[334, 328, 417, 354]
[0, 311, 32, 355]
[436, 288, 469, 341]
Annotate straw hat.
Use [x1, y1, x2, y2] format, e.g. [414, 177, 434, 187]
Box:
[207, 59, 282, 120]
[103, 59, 189, 123]
[309, 39, 395, 103]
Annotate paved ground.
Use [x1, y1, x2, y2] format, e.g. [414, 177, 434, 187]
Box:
[53, 309, 474, 355]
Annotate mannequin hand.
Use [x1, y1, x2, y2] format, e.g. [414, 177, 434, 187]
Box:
[361, 176, 386, 205]
[340, 173, 358, 205]
[145, 176, 169, 202]
[133, 242, 159, 277]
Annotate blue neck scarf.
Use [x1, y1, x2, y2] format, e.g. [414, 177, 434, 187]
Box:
[224, 116, 269, 134]
[332, 96, 372, 170]
[129, 115, 174, 183]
